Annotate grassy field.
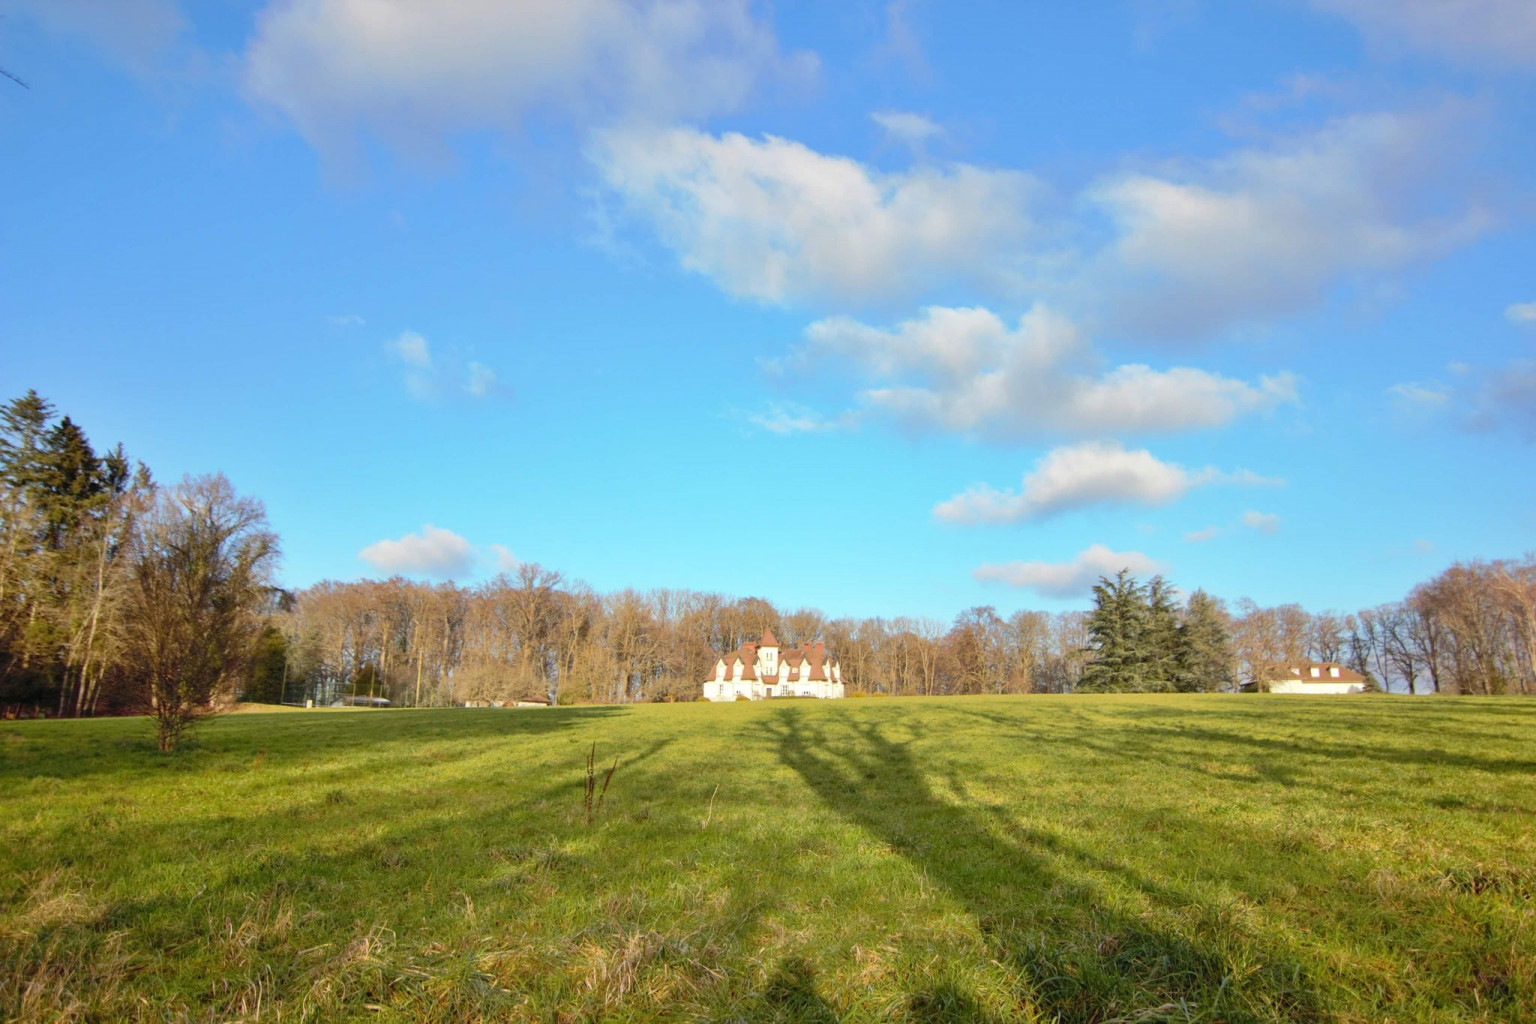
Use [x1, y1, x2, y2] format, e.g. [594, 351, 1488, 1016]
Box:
[2, 696, 1533, 1023]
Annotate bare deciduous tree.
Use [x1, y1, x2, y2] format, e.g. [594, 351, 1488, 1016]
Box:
[121, 475, 278, 751]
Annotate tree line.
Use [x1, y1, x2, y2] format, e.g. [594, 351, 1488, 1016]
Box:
[264, 556, 1535, 705]
[4, 390, 1532, 732]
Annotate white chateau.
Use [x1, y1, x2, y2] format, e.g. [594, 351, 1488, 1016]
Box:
[702, 629, 845, 701]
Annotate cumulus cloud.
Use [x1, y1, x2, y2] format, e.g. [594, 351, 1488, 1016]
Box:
[1241, 509, 1281, 534]
[1184, 526, 1222, 543]
[1507, 301, 1536, 324]
[876, 0, 930, 80]
[597, 108, 1485, 334]
[1397, 357, 1536, 440]
[590, 126, 1040, 306]
[974, 544, 1166, 599]
[749, 403, 849, 436]
[489, 544, 520, 573]
[1087, 109, 1489, 338]
[390, 331, 432, 368]
[359, 525, 476, 577]
[1388, 381, 1451, 407]
[1312, 0, 1536, 68]
[791, 304, 1295, 441]
[244, 0, 815, 160]
[465, 362, 501, 399]
[1471, 361, 1536, 437]
[385, 331, 504, 401]
[871, 110, 944, 149]
[934, 440, 1279, 524]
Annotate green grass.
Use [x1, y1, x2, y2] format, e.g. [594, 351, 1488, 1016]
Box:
[2, 696, 1533, 1023]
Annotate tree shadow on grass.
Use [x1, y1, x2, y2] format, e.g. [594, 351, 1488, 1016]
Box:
[762, 707, 1326, 1023]
[735, 957, 841, 1023]
[941, 701, 1536, 799]
[1127, 721, 1536, 777]
[0, 705, 634, 783]
[733, 959, 1004, 1024]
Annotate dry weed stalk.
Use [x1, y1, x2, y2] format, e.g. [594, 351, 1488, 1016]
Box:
[584, 742, 618, 826]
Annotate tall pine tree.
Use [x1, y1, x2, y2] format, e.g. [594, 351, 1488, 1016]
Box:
[1175, 589, 1235, 692]
[1143, 575, 1181, 692]
[1080, 569, 1151, 692]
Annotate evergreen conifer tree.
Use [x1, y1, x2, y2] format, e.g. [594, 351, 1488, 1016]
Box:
[1175, 589, 1235, 691]
[1080, 569, 1150, 692]
[1143, 575, 1181, 692]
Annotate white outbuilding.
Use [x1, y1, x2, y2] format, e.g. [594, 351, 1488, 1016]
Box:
[1252, 662, 1368, 694]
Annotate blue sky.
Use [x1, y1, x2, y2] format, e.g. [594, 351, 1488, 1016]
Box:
[3, 0, 1533, 621]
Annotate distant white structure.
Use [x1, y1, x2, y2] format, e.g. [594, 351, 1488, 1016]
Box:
[1251, 662, 1368, 694]
[330, 695, 391, 707]
[703, 629, 844, 701]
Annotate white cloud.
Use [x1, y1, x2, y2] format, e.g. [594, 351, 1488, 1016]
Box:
[1088, 109, 1489, 338]
[1472, 360, 1536, 437]
[590, 126, 1039, 306]
[1388, 381, 1450, 406]
[489, 544, 520, 573]
[1312, 0, 1536, 68]
[244, 0, 815, 160]
[1414, 538, 1435, 553]
[465, 362, 501, 399]
[1241, 509, 1281, 534]
[10, 0, 185, 71]
[933, 440, 1279, 524]
[974, 544, 1166, 599]
[1506, 301, 1536, 324]
[390, 331, 433, 368]
[596, 108, 1485, 334]
[328, 313, 366, 327]
[384, 331, 503, 401]
[1184, 526, 1222, 543]
[360, 525, 476, 577]
[794, 304, 1295, 441]
[872, 110, 944, 148]
[876, 0, 930, 80]
[749, 403, 848, 436]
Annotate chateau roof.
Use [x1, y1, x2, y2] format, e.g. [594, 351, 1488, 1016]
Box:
[714, 636, 837, 683]
[1273, 662, 1365, 682]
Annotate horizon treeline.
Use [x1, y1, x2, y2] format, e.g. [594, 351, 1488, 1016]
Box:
[4, 391, 1533, 716]
[265, 554, 1536, 706]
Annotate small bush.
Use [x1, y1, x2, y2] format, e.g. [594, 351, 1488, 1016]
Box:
[735, 694, 751, 702]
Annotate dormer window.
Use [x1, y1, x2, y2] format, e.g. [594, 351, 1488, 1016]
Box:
[1310, 666, 1321, 678]
[1329, 666, 1340, 678]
